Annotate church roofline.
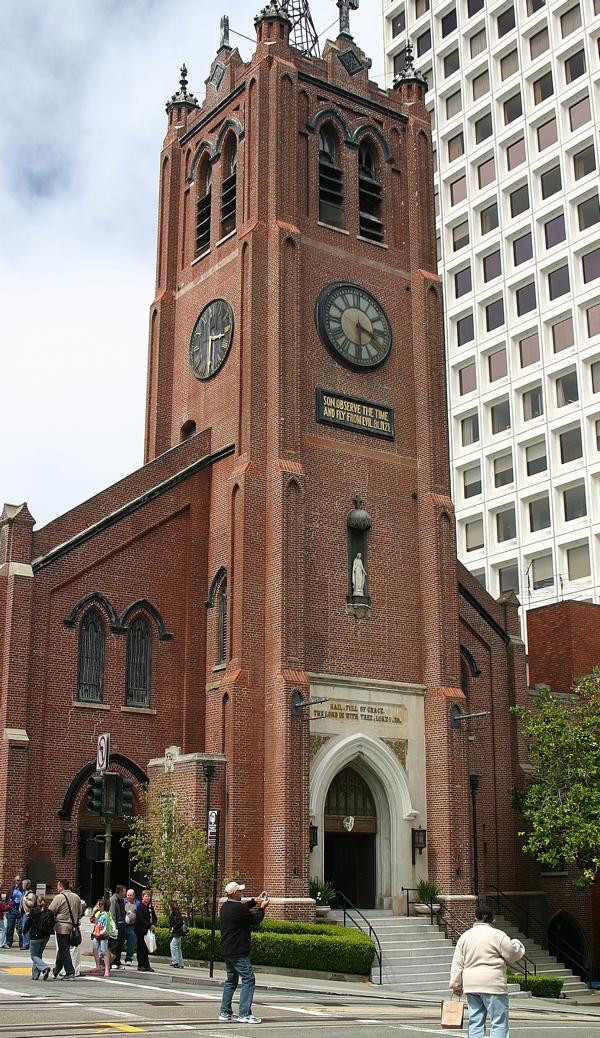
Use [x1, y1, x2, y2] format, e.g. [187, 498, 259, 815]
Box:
[32, 442, 235, 574]
[298, 71, 408, 125]
[458, 579, 510, 645]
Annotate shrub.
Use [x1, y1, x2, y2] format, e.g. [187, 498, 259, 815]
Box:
[508, 972, 564, 998]
[155, 923, 374, 975]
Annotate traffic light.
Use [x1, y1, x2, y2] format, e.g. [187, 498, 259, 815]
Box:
[86, 775, 104, 813]
[116, 776, 134, 816]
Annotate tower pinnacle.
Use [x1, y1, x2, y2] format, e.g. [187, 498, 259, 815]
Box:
[165, 63, 199, 112]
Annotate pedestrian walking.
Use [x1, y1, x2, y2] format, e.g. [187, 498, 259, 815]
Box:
[0, 888, 13, 948]
[449, 904, 525, 1038]
[168, 901, 186, 968]
[19, 880, 36, 951]
[109, 884, 127, 969]
[134, 889, 157, 973]
[90, 897, 106, 973]
[218, 881, 269, 1025]
[92, 897, 118, 977]
[23, 896, 55, 980]
[47, 880, 82, 981]
[123, 889, 139, 965]
[5, 875, 23, 948]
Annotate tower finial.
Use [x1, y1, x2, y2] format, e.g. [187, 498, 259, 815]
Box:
[220, 14, 231, 49]
[337, 0, 359, 38]
[165, 62, 199, 113]
[392, 41, 428, 90]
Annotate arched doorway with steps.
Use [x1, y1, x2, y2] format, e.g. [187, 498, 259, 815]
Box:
[310, 732, 420, 911]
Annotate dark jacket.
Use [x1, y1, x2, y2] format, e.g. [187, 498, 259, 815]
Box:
[23, 906, 55, 940]
[169, 908, 185, 937]
[135, 902, 157, 935]
[219, 898, 264, 959]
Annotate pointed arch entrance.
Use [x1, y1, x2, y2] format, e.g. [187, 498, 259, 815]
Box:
[310, 732, 418, 910]
[324, 765, 377, 907]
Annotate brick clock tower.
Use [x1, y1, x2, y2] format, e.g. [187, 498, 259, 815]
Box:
[145, 1, 469, 914]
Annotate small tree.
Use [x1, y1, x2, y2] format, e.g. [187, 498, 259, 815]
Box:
[125, 786, 213, 918]
[511, 671, 600, 888]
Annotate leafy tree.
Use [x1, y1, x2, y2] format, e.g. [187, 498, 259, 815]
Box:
[124, 786, 213, 917]
[511, 671, 600, 888]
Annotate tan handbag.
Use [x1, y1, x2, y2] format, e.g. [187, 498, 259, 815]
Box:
[441, 995, 464, 1029]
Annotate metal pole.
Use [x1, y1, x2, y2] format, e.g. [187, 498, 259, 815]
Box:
[469, 775, 481, 897]
[104, 817, 112, 895]
[209, 814, 220, 978]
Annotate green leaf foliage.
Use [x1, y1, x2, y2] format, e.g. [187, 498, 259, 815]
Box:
[123, 786, 213, 916]
[155, 922, 375, 975]
[507, 973, 564, 998]
[511, 673, 600, 888]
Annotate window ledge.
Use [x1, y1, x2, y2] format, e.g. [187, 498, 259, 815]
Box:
[192, 249, 211, 266]
[357, 235, 388, 250]
[121, 706, 157, 715]
[216, 230, 237, 247]
[212, 663, 226, 674]
[72, 701, 110, 711]
[318, 221, 350, 236]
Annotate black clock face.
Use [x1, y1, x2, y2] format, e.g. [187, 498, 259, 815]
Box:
[189, 299, 234, 380]
[315, 283, 392, 371]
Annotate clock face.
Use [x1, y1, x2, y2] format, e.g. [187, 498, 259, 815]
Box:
[315, 283, 392, 371]
[189, 299, 234, 380]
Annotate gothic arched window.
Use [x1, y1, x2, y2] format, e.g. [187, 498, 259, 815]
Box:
[217, 578, 227, 665]
[325, 766, 376, 818]
[77, 608, 105, 703]
[196, 156, 212, 256]
[319, 124, 344, 229]
[126, 616, 152, 708]
[358, 141, 383, 242]
[221, 135, 237, 237]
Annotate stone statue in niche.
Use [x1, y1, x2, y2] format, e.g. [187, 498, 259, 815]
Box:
[352, 553, 367, 597]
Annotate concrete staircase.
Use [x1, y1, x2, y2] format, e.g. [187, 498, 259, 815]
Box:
[492, 912, 592, 1002]
[331, 910, 461, 994]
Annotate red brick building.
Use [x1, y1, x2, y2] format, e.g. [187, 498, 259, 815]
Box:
[1, 5, 531, 923]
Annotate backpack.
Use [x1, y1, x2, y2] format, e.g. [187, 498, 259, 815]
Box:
[36, 910, 55, 938]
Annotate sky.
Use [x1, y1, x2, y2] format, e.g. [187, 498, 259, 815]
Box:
[0, 1, 384, 529]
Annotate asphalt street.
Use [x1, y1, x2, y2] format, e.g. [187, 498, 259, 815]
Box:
[0, 948, 598, 1038]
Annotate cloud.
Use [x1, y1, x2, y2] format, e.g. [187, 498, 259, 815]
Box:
[0, 0, 383, 527]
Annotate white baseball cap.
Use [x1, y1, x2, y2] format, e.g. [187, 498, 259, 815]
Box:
[224, 881, 245, 895]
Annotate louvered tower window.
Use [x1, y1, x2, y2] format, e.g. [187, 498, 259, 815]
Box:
[221, 136, 237, 237]
[196, 159, 212, 255]
[358, 142, 383, 242]
[217, 579, 227, 665]
[319, 125, 344, 228]
[77, 609, 105, 703]
[126, 616, 152, 708]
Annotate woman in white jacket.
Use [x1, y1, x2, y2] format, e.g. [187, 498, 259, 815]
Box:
[450, 904, 525, 1038]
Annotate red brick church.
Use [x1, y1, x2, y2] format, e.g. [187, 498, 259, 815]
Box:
[0, 2, 541, 927]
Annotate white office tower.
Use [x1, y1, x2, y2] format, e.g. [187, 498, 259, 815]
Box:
[383, 0, 600, 613]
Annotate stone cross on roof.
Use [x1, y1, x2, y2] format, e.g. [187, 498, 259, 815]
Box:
[337, 0, 359, 38]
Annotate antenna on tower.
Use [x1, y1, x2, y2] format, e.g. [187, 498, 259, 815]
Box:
[280, 1, 320, 57]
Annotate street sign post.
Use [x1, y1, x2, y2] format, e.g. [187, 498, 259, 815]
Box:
[96, 732, 111, 773]
[208, 810, 220, 978]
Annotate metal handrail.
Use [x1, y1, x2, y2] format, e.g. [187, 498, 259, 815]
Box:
[488, 884, 589, 984]
[334, 890, 383, 985]
[401, 885, 440, 925]
[428, 899, 538, 985]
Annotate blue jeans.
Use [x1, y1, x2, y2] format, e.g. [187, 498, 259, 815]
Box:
[220, 956, 256, 1018]
[467, 993, 509, 1038]
[29, 938, 50, 979]
[125, 925, 137, 962]
[5, 909, 20, 947]
[170, 935, 183, 966]
[21, 917, 30, 950]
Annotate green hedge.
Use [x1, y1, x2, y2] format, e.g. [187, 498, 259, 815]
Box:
[508, 972, 564, 998]
[155, 923, 374, 976]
